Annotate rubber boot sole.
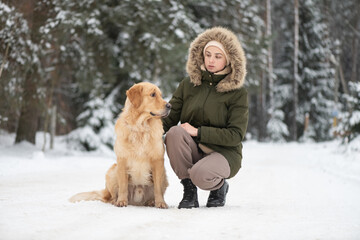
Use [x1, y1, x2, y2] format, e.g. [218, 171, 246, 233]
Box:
[178, 200, 199, 209]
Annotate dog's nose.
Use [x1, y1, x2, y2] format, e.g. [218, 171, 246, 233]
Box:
[166, 103, 172, 109]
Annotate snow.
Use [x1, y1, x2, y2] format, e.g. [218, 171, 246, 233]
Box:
[1, 132, 360, 240]
[0, 2, 12, 13]
[350, 111, 360, 126]
[174, 29, 185, 39]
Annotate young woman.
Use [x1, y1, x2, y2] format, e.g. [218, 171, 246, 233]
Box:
[163, 27, 248, 208]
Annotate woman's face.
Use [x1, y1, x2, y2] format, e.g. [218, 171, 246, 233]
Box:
[204, 46, 227, 73]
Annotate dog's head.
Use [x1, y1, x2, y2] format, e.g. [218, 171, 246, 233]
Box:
[126, 82, 171, 118]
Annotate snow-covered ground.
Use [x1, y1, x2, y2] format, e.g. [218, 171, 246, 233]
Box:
[1, 131, 360, 240]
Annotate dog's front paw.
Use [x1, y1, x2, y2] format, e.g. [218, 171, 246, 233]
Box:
[115, 199, 128, 207]
[155, 201, 168, 209]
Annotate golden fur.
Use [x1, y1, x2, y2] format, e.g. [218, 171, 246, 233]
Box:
[69, 82, 170, 208]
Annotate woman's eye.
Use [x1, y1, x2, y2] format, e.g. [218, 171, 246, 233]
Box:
[150, 92, 156, 97]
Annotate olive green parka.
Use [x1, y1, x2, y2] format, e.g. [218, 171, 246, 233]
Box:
[163, 27, 248, 178]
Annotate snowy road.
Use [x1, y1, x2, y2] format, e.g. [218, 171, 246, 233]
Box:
[0, 137, 360, 240]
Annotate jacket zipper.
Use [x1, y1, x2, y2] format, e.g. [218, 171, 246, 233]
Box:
[202, 74, 213, 123]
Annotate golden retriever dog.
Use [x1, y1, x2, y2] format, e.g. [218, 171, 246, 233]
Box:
[69, 82, 171, 208]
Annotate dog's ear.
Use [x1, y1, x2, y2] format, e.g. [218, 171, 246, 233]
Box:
[126, 84, 143, 108]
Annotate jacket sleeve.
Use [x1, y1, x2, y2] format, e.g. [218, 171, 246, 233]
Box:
[162, 80, 185, 133]
[199, 89, 248, 147]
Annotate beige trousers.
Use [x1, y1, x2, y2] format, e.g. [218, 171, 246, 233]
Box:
[165, 126, 230, 191]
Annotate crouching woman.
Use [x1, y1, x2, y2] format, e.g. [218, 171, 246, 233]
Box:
[163, 27, 248, 208]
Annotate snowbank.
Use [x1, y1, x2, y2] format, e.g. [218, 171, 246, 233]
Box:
[0, 132, 359, 240]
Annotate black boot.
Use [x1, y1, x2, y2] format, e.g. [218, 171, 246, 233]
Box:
[206, 180, 229, 207]
[178, 179, 199, 209]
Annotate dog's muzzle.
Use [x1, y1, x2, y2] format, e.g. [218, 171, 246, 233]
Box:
[150, 103, 172, 118]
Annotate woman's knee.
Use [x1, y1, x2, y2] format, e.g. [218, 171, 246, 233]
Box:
[189, 164, 214, 190]
[168, 125, 185, 135]
[165, 126, 183, 143]
[189, 154, 230, 190]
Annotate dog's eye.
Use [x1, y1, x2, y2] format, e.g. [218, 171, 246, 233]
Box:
[150, 92, 156, 97]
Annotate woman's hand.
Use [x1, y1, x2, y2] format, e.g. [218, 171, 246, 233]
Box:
[181, 122, 198, 137]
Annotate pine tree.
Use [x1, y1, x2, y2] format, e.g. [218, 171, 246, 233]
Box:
[1, 0, 117, 145]
[67, 85, 120, 152]
[67, 0, 202, 151]
[102, 0, 200, 96]
[264, 0, 290, 141]
[346, 82, 360, 140]
[324, 0, 360, 141]
[298, 0, 336, 141]
[10, 0, 50, 144]
[273, 0, 336, 141]
[2, 1, 357, 146]
[271, 0, 294, 141]
[0, 2, 31, 132]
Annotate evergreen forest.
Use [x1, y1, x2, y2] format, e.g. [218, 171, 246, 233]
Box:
[1, 0, 359, 151]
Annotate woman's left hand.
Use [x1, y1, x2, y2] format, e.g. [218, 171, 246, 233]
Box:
[180, 122, 198, 137]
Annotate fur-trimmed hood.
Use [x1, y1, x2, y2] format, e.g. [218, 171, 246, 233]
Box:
[186, 27, 247, 92]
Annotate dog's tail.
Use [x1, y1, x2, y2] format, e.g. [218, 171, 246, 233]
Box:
[69, 189, 110, 203]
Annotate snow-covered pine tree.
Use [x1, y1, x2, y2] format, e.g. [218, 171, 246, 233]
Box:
[3, 0, 51, 144]
[326, 1, 359, 86]
[325, 1, 360, 141]
[67, 83, 120, 153]
[271, 0, 294, 141]
[273, 0, 336, 142]
[43, 0, 119, 150]
[344, 82, 360, 140]
[263, 0, 290, 142]
[0, 3, 32, 132]
[1, 0, 116, 145]
[66, 0, 202, 151]
[298, 0, 336, 141]
[102, 0, 201, 97]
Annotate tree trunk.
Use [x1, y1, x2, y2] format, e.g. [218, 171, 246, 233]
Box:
[266, 0, 274, 116]
[259, 71, 266, 141]
[0, 42, 10, 79]
[14, 0, 47, 144]
[15, 67, 39, 144]
[42, 58, 58, 151]
[351, 8, 359, 83]
[50, 105, 57, 149]
[292, 0, 299, 141]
